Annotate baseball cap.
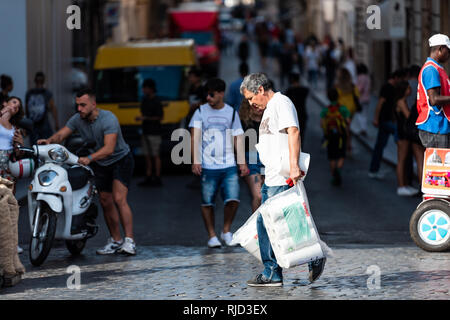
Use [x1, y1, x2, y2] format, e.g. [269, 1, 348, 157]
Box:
[429, 34, 450, 48]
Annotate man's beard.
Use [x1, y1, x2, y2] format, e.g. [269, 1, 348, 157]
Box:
[80, 110, 93, 121]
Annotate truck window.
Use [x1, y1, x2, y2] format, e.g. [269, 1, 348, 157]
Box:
[137, 66, 185, 101]
[96, 68, 139, 103]
[96, 66, 188, 103]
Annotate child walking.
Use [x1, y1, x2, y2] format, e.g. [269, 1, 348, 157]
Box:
[321, 88, 351, 186]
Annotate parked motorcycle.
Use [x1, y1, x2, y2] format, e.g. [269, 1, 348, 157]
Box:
[15, 142, 99, 266]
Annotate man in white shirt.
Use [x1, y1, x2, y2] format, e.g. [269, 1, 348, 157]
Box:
[189, 78, 249, 248]
[240, 73, 326, 287]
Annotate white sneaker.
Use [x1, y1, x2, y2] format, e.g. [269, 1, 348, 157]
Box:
[207, 236, 221, 248]
[397, 186, 417, 197]
[117, 237, 136, 255]
[17, 246, 23, 254]
[221, 232, 237, 247]
[96, 238, 123, 255]
[406, 186, 419, 194]
[368, 171, 384, 180]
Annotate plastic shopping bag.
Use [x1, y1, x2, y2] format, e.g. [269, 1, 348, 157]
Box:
[255, 143, 310, 181]
[230, 210, 262, 262]
[259, 181, 331, 269]
[232, 181, 333, 267]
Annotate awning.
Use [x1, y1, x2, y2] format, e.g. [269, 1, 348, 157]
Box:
[170, 11, 218, 31]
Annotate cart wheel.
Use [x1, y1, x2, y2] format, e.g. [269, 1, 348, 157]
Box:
[410, 200, 450, 252]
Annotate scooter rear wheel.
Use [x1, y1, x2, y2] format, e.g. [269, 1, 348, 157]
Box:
[410, 200, 450, 252]
[29, 203, 57, 266]
[65, 239, 86, 256]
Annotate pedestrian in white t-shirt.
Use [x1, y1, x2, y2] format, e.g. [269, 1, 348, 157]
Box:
[305, 43, 320, 88]
[189, 78, 249, 248]
[240, 73, 326, 287]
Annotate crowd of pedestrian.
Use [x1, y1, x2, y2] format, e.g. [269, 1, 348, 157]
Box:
[233, 20, 450, 200]
[1, 18, 449, 291]
[368, 67, 425, 196]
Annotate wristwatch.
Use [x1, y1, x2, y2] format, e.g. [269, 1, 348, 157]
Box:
[87, 155, 93, 161]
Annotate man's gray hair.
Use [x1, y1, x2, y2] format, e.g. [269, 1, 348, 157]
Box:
[240, 73, 272, 95]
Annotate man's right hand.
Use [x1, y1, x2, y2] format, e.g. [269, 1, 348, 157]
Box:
[192, 164, 202, 176]
[37, 139, 50, 145]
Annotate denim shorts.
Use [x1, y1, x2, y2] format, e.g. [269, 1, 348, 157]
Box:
[246, 152, 264, 176]
[201, 166, 240, 206]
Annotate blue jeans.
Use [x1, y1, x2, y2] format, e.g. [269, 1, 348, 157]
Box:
[369, 121, 398, 173]
[201, 167, 240, 206]
[245, 152, 264, 176]
[257, 184, 291, 281]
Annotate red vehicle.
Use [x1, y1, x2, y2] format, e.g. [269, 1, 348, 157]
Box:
[169, 3, 220, 77]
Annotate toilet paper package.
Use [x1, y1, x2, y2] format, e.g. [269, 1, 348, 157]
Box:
[232, 181, 333, 268]
[259, 181, 330, 269]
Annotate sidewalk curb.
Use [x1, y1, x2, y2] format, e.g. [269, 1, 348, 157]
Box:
[309, 90, 397, 169]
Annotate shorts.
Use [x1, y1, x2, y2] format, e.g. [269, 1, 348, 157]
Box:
[142, 135, 162, 157]
[245, 152, 264, 176]
[91, 152, 134, 193]
[419, 130, 450, 148]
[327, 133, 347, 160]
[201, 166, 240, 206]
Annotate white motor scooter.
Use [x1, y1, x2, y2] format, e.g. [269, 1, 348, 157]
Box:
[16, 142, 98, 266]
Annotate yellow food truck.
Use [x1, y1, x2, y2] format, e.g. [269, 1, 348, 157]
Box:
[94, 39, 196, 158]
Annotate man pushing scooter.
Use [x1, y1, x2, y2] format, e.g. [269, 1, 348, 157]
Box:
[416, 34, 450, 147]
[409, 34, 450, 252]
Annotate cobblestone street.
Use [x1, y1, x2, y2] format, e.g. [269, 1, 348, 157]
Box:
[1, 244, 449, 300]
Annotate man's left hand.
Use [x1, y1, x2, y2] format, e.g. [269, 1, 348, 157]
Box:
[78, 157, 91, 166]
[239, 164, 250, 177]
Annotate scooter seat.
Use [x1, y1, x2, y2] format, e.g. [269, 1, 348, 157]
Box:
[68, 166, 91, 190]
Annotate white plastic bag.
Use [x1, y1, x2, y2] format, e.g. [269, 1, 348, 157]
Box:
[232, 181, 333, 268]
[230, 210, 262, 262]
[259, 181, 331, 269]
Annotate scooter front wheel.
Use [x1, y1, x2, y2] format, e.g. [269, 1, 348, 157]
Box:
[29, 203, 57, 266]
[410, 200, 450, 252]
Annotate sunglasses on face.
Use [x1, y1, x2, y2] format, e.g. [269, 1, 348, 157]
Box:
[207, 92, 216, 98]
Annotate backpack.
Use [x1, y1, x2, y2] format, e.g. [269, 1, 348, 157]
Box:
[323, 104, 347, 136]
[198, 105, 237, 127]
[27, 91, 48, 123]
